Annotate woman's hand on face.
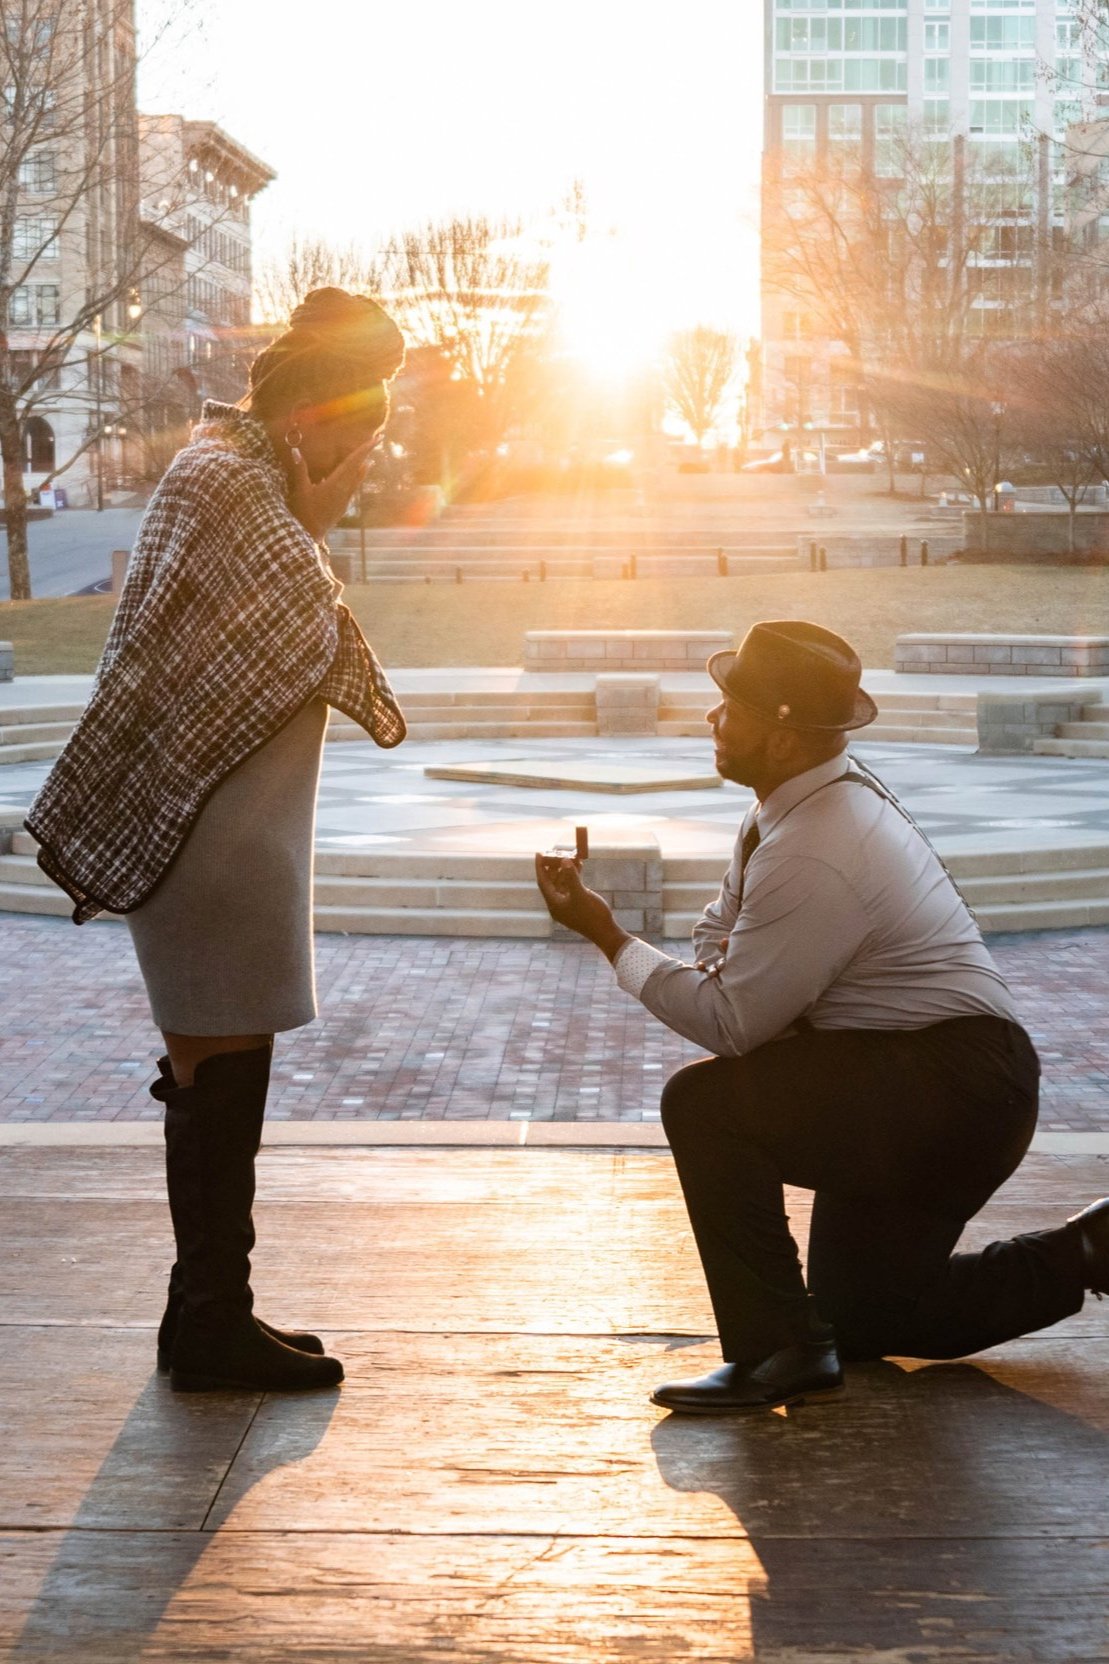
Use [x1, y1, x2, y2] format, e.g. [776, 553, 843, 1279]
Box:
[287, 439, 378, 543]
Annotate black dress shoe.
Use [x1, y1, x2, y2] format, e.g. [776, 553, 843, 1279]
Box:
[1068, 1197, 1109, 1295]
[652, 1338, 844, 1414]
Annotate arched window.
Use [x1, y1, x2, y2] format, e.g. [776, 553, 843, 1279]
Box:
[23, 415, 55, 473]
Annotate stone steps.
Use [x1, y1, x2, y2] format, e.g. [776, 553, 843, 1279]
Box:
[1032, 737, 1109, 758]
[7, 833, 1109, 936]
[863, 724, 978, 745]
[0, 739, 70, 764]
[331, 691, 599, 742]
[1056, 721, 1109, 740]
[657, 692, 978, 747]
[0, 705, 84, 764]
[331, 720, 598, 742]
[1027, 700, 1109, 758]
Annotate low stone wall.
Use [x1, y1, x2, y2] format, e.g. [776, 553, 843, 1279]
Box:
[1014, 484, 1109, 507]
[550, 836, 663, 942]
[0, 642, 12, 683]
[897, 633, 1109, 677]
[959, 510, 1109, 562]
[524, 630, 731, 672]
[794, 534, 961, 568]
[977, 687, 1106, 753]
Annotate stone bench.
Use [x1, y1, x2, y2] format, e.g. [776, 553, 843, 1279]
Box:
[0, 642, 12, 683]
[896, 633, 1109, 677]
[524, 630, 731, 673]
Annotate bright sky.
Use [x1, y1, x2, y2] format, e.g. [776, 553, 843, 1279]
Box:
[139, 0, 764, 350]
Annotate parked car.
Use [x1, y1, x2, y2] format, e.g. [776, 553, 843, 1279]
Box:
[740, 448, 820, 474]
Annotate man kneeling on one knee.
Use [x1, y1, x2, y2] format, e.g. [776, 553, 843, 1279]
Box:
[536, 620, 1108, 1414]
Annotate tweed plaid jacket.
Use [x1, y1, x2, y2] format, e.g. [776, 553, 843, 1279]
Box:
[26, 402, 406, 923]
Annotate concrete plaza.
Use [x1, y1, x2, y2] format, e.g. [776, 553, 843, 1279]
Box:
[3, 658, 1109, 1661]
[1, 1140, 1107, 1662]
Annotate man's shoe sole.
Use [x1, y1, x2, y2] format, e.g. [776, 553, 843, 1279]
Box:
[650, 1383, 845, 1414]
[170, 1367, 343, 1393]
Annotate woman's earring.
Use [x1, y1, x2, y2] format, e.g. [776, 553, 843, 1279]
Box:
[284, 425, 303, 450]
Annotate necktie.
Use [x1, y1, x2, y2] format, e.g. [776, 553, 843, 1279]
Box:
[736, 814, 761, 908]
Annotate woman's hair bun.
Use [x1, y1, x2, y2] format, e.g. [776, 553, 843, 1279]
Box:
[247, 286, 404, 419]
[288, 287, 405, 382]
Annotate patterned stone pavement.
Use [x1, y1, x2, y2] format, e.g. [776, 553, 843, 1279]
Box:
[0, 913, 1105, 1131]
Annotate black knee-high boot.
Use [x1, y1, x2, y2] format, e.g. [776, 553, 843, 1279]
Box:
[152, 1056, 324, 1370]
[162, 1045, 343, 1393]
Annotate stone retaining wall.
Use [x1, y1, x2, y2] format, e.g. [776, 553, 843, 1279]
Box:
[795, 534, 961, 567]
[595, 673, 659, 736]
[959, 510, 1109, 561]
[550, 837, 663, 942]
[897, 633, 1109, 677]
[977, 687, 1106, 753]
[524, 630, 731, 672]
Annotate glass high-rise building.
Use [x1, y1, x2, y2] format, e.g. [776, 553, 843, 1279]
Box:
[759, 0, 1103, 440]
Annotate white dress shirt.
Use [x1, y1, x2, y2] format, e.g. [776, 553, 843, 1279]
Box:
[615, 751, 1019, 1058]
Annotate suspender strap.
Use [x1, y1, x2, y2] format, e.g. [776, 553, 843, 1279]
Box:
[838, 762, 977, 924]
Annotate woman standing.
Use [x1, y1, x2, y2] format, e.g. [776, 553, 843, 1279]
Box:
[27, 289, 406, 1393]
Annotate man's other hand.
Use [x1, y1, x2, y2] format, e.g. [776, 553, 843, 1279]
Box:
[696, 937, 731, 979]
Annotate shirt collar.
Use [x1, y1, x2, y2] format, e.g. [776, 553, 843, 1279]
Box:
[757, 750, 851, 837]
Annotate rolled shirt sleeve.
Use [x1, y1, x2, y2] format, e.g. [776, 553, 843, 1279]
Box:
[615, 851, 872, 1058]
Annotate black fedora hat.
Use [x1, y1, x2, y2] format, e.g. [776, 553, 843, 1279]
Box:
[707, 620, 878, 732]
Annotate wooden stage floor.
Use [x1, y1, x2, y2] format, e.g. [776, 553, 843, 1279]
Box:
[1, 1144, 1107, 1662]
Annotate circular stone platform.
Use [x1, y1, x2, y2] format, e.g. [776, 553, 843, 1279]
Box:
[423, 758, 722, 793]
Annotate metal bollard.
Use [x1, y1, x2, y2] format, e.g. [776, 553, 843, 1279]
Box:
[539, 560, 547, 582]
[455, 566, 463, 584]
[899, 534, 908, 568]
[810, 540, 818, 572]
[818, 545, 827, 571]
[920, 540, 929, 567]
[629, 554, 637, 580]
[717, 547, 728, 576]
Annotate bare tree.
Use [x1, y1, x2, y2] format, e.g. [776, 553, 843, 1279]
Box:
[873, 348, 1020, 553]
[762, 127, 1044, 488]
[377, 214, 552, 448]
[662, 325, 737, 447]
[1006, 333, 1109, 554]
[0, 0, 211, 598]
[255, 235, 385, 326]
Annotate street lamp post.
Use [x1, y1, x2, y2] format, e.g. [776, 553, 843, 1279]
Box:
[93, 292, 142, 511]
[93, 312, 104, 512]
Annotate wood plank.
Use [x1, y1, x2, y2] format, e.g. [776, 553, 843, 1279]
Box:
[207, 1333, 1109, 1540]
[3, 1149, 1107, 1336]
[1, 1145, 1104, 1204]
[0, 1328, 261, 1530]
[1, 1530, 1106, 1663]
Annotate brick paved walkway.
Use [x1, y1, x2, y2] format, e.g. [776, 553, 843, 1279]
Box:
[0, 915, 1106, 1129]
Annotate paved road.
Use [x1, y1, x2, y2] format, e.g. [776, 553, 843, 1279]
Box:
[0, 507, 144, 599]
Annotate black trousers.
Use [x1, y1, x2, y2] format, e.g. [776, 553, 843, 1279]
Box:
[660, 1016, 1086, 1364]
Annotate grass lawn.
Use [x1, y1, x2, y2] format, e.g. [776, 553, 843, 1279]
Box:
[3, 567, 1108, 675]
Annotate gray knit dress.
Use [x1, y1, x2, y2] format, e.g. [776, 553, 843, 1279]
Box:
[125, 698, 329, 1036]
